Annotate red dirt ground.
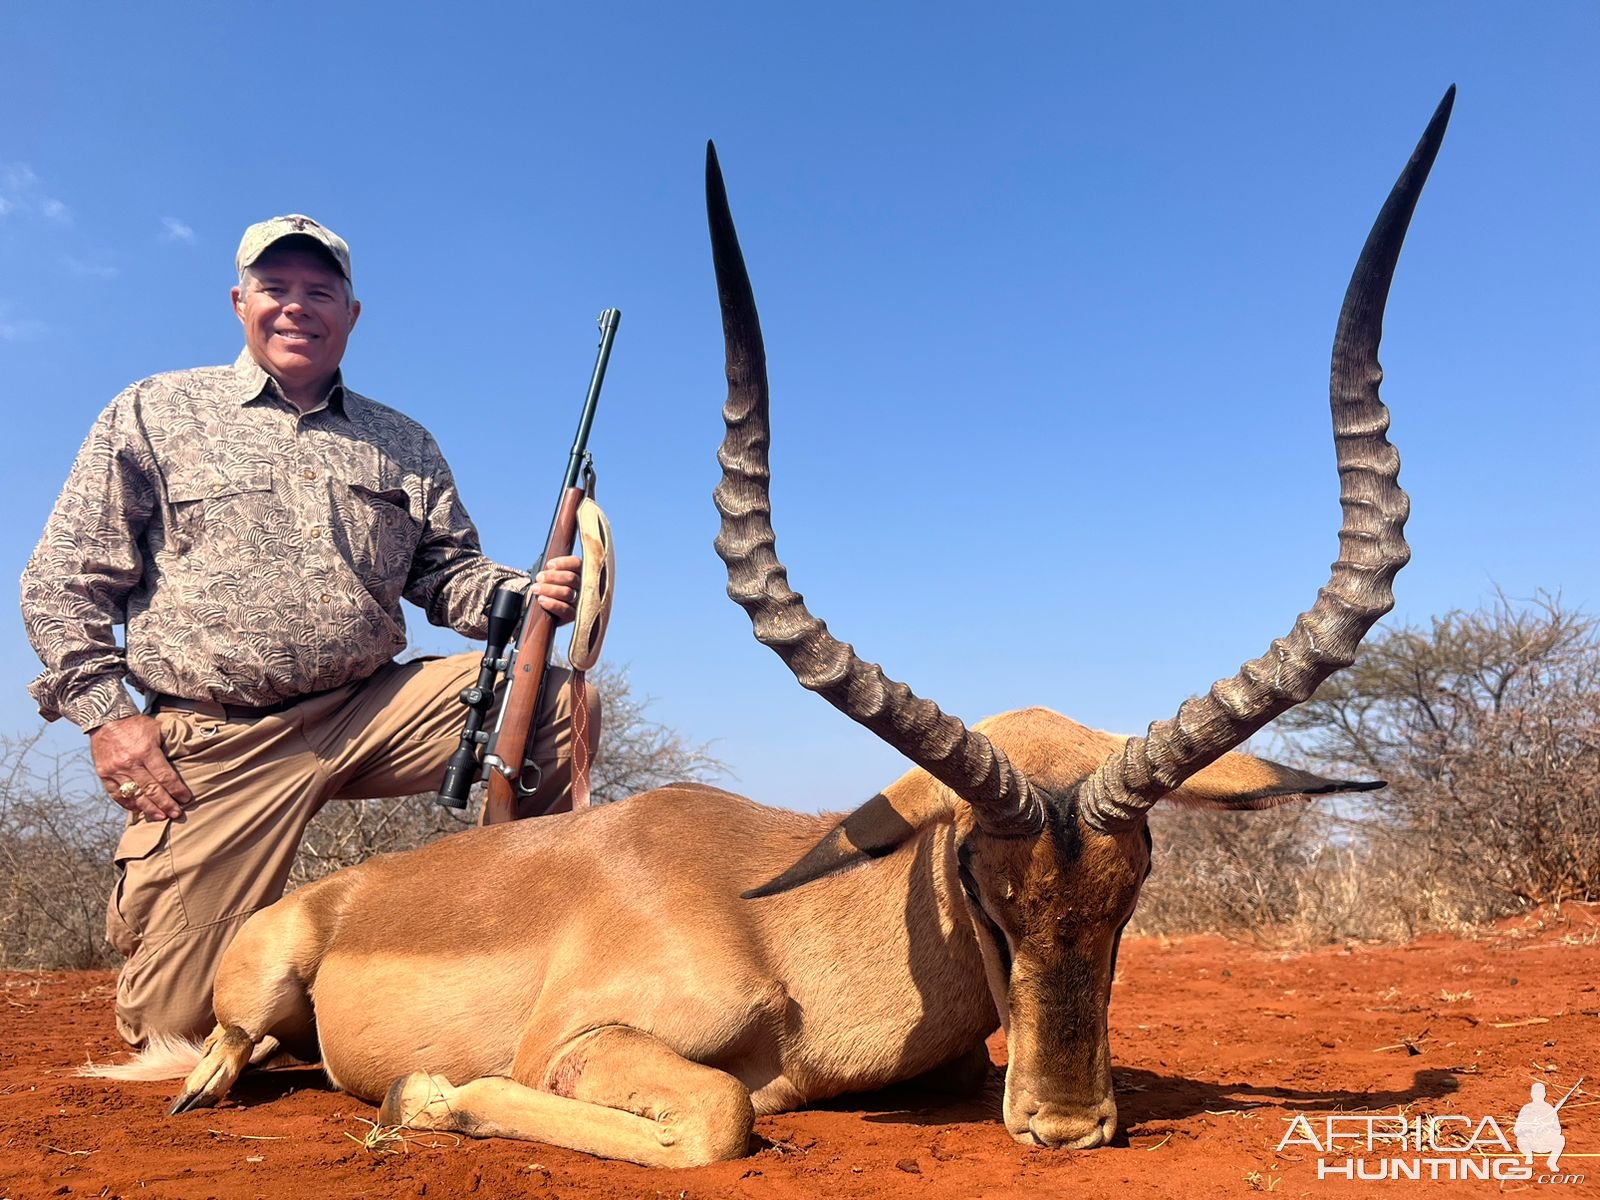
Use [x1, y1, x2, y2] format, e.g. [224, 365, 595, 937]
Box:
[3, 906, 1597, 1200]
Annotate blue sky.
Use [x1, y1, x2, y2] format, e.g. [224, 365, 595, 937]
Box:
[3, 3, 1596, 810]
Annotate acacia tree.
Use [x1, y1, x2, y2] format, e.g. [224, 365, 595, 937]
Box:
[1277, 593, 1600, 909]
[1133, 593, 1599, 943]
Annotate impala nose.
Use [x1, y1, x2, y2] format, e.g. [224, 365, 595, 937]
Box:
[1017, 1102, 1118, 1149]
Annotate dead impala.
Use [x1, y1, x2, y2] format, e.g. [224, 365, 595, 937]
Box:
[95, 89, 1452, 1167]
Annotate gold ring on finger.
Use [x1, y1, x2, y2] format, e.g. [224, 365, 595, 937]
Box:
[117, 780, 141, 798]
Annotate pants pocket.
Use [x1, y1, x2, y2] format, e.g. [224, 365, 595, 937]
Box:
[105, 818, 177, 958]
[155, 709, 227, 763]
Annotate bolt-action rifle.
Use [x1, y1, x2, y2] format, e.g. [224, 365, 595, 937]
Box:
[436, 308, 620, 823]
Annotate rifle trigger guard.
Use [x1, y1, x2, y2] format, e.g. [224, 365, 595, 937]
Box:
[515, 761, 543, 796]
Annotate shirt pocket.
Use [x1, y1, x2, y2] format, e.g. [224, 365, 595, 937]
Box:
[344, 476, 422, 594]
[166, 464, 274, 551]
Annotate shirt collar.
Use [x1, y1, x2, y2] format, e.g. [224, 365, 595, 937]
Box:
[228, 348, 349, 417]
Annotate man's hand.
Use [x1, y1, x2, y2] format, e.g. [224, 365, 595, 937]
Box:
[90, 714, 191, 820]
[533, 554, 583, 625]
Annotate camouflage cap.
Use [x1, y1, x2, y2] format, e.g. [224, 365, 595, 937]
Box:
[235, 214, 352, 284]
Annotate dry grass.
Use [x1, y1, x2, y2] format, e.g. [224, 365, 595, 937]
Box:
[345, 1118, 411, 1155]
[1130, 802, 1497, 946]
[345, 1116, 462, 1155]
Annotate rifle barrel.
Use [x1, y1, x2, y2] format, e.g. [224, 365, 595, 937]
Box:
[540, 308, 621, 561]
[1553, 1078, 1584, 1110]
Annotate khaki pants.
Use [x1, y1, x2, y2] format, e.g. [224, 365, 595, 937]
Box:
[105, 652, 598, 1047]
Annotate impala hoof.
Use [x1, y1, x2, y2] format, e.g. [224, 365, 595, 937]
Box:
[379, 1071, 459, 1130]
[171, 1024, 255, 1115]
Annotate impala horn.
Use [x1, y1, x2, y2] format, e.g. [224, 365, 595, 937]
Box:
[1078, 87, 1454, 831]
[707, 142, 1045, 837]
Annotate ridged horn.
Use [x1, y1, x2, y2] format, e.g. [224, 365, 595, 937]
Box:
[706, 141, 1045, 837]
[1078, 87, 1454, 832]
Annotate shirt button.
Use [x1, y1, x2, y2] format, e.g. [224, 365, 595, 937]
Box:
[303, 468, 317, 480]
[320, 593, 332, 603]
[309, 527, 323, 538]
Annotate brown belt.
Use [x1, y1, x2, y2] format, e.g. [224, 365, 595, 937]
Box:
[150, 693, 304, 722]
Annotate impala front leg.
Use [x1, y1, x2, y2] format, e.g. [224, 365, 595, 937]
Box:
[380, 1025, 755, 1168]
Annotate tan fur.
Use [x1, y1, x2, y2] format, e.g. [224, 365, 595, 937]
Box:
[144, 711, 1357, 1165]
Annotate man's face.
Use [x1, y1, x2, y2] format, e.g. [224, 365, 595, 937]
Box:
[232, 243, 360, 398]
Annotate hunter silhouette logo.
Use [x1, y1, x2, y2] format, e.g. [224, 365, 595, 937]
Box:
[1277, 1074, 1588, 1184]
[1517, 1080, 1581, 1171]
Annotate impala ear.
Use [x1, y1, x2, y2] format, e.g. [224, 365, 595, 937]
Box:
[743, 783, 956, 899]
[1020, 713, 1384, 812]
[1162, 750, 1383, 811]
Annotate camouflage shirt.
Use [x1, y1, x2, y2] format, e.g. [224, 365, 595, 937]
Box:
[21, 351, 523, 730]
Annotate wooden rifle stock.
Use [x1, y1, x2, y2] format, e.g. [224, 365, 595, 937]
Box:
[482, 484, 586, 824]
